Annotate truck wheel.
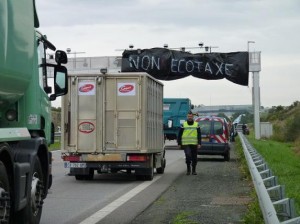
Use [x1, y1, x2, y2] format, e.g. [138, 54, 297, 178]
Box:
[75, 175, 85, 180]
[145, 167, 154, 181]
[0, 161, 11, 223]
[136, 167, 154, 181]
[156, 158, 166, 174]
[75, 169, 94, 181]
[16, 157, 44, 224]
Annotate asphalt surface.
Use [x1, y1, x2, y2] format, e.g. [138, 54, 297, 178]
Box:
[131, 143, 252, 224]
[41, 149, 184, 224]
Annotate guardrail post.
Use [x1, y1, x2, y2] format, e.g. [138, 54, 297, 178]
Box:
[273, 199, 297, 221]
[267, 185, 285, 202]
[263, 176, 278, 188]
[260, 169, 272, 179]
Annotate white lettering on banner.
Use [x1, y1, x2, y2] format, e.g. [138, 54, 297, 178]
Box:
[141, 55, 150, 70]
[225, 64, 234, 76]
[151, 56, 160, 70]
[214, 62, 224, 75]
[129, 56, 160, 70]
[129, 56, 139, 69]
[171, 59, 178, 72]
[178, 59, 185, 73]
[205, 63, 212, 74]
[186, 60, 194, 73]
[129, 55, 235, 76]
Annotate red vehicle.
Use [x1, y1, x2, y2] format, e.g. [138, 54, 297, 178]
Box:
[195, 116, 230, 161]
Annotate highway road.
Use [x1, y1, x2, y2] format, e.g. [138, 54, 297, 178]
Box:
[40, 142, 184, 224]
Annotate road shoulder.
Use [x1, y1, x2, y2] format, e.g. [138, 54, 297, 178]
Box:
[131, 143, 252, 224]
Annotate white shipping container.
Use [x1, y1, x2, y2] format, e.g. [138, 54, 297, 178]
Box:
[62, 73, 164, 153]
[61, 73, 165, 180]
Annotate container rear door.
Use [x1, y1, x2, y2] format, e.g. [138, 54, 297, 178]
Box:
[68, 77, 102, 153]
[105, 77, 141, 151]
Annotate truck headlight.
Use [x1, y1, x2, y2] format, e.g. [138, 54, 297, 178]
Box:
[6, 109, 17, 121]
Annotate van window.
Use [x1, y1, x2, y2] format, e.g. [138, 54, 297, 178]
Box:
[198, 120, 211, 135]
[214, 121, 223, 135]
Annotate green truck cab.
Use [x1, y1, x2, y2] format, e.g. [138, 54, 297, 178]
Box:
[0, 0, 68, 223]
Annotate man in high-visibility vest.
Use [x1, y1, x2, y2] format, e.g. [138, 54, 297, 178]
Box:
[178, 111, 201, 175]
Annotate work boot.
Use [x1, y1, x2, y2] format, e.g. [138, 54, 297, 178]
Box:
[192, 166, 197, 175]
[186, 165, 191, 175]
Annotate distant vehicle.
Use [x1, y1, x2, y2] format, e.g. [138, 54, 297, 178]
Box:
[236, 123, 250, 135]
[163, 98, 194, 142]
[195, 116, 230, 161]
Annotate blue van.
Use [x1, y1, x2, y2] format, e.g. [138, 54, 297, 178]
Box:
[163, 98, 193, 141]
[195, 116, 230, 161]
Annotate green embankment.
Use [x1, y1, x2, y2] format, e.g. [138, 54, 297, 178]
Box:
[235, 132, 300, 223]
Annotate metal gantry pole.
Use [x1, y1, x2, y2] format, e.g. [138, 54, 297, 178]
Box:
[253, 71, 261, 139]
[248, 41, 261, 140]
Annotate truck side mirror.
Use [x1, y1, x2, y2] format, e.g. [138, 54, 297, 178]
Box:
[55, 50, 68, 65]
[191, 104, 195, 109]
[50, 65, 68, 101]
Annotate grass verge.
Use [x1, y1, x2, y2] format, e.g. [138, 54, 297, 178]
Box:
[247, 134, 300, 214]
[49, 141, 61, 151]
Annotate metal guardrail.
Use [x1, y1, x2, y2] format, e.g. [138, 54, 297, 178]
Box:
[239, 132, 300, 224]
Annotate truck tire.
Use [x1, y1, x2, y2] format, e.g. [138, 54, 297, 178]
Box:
[145, 167, 154, 181]
[156, 157, 166, 174]
[15, 157, 44, 224]
[136, 167, 154, 181]
[75, 169, 94, 181]
[0, 161, 11, 223]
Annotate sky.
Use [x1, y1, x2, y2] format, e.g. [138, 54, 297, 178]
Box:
[36, 0, 300, 108]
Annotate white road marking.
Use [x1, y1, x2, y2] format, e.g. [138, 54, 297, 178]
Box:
[79, 175, 162, 224]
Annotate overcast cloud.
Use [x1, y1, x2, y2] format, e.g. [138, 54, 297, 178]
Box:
[36, 0, 300, 108]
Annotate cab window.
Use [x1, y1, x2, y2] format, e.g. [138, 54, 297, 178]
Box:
[214, 121, 223, 135]
[198, 120, 211, 135]
[37, 40, 47, 92]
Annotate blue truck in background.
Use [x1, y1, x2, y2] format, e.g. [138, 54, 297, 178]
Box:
[163, 98, 194, 142]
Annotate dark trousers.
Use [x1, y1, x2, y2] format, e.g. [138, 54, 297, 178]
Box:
[182, 145, 198, 167]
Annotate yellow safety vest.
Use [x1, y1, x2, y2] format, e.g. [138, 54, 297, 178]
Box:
[182, 121, 198, 145]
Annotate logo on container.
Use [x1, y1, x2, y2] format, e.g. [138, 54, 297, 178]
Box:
[119, 84, 134, 93]
[79, 84, 94, 93]
[78, 122, 95, 134]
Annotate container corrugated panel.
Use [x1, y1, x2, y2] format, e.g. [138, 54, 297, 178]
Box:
[62, 73, 163, 154]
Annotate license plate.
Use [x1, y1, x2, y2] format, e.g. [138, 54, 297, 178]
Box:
[202, 138, 209, 142]
[64, 162, 87, 168]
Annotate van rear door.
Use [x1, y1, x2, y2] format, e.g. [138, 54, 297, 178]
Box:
[211, 118, 227, 151]
[198, 118, 212, 151]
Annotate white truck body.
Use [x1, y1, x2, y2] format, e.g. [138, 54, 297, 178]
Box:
[61, 72, 166, 180]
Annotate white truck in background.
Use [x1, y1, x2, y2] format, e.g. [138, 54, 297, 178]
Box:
[61, 72, 166, 180]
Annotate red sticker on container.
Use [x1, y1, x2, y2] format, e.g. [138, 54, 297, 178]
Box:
[78, 122, 95, 133]
[119, 84, 134, 93]
[79, 84, 94, 93]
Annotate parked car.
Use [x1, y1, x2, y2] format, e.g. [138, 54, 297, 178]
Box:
[195, 116, 230, 161]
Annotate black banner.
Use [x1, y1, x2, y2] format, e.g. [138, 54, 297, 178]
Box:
[121, 48, 249, 86]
